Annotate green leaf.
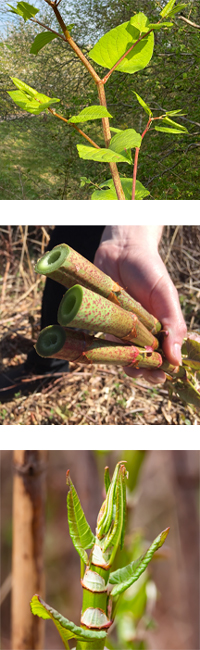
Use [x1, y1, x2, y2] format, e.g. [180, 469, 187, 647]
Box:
[7, 77, 60, 114]
[109, 528, 170, 597]
[91, 178, 150, 200]
[89, 13, 154, 74]
[160, 0, 176, 18]
[77, 144, 131, 165]
[7, 1, 39, 21]
[148, 22, 173, 29]
[183, 333, 200, 369]
[132, 91, 152, 116]
[30, 595, 106, 648]
[68, 105, 112, 123]
[66, 471, 95, 564]
[170, 376, 200, 409]
[30, 32, 58, 55]
[109, 129, 142, 157]
[154, 126, 186, 134]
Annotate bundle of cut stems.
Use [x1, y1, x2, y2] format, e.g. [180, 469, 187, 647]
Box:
[36, 325, 163, 370]
[35, 243, 161, 334]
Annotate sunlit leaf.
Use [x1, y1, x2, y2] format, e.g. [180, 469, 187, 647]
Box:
[68, 106, 112, 123]
[7, 1, 39, 21]
[7, 77, 60, 114]
[160, 0, 176, 18]
[77, 144, 131, 164]
[109, 528, 170, 597]
[109, 129, 142, 156]
[89, 13, 154, 74]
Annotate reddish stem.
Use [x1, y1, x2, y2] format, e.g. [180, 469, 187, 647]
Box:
[132, 117, 152, 200]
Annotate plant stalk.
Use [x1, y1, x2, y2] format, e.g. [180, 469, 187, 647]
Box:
[35, 325, 162, 368]
[57, 284, 159, 349]
[50, 4, 125, 199]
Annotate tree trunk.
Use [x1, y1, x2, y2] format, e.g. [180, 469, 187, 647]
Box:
[12, 450, 48, 650]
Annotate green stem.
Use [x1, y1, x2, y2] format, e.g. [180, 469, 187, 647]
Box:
[35, 325, 162, 368]
[57, 284, 159, 349]
[35, 243, 161, 333]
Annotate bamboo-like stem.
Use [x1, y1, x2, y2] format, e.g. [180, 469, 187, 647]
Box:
[97, 83, 125, 200]
[12, 451, 47, 650]
[57, 285, 159, 349]
[35, 243, 161, 334]
[48, 4, 125, 199]
[35, 325, 162, 368]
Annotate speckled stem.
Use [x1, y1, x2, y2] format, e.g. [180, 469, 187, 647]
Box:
[35, 325, 162, 368]
[57, 285, 159, 349]
[35, 244, 161, 334]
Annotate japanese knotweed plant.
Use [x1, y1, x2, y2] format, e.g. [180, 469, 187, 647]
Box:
[7, 0, 188, 200]
[30, 461, 170, 649]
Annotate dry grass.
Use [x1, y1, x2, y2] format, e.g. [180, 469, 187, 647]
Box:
[0, 225, 200, 425]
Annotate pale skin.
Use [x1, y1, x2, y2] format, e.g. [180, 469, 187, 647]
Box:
[94, 225, 187, 384]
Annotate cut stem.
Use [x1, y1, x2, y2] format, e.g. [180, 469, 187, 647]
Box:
[57, 284, 159, 348]
[35, 325, 162, 368]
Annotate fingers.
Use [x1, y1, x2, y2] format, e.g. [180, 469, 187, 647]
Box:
[149, 273, 187, 366]
[124, 366, 166, 384]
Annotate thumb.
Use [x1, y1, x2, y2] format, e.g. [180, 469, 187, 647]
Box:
[149, 273, 187, 366]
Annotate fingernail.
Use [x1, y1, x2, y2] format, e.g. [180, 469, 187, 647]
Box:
[173, 343, 182, 365]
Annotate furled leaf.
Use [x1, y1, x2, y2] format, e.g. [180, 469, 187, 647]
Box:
[30, 32, 58, 55]
[132, 91, 152, 116]
[68, 106, 112, 123]
[154, 126, 186, 134]
[109, 528, 170, 597]
[165, 109, 186, 116]
[104, 466, 111, 494]
[91, 178, 150, 200]
[160, 0, 176, 18]
[77, 145, 131, 164]
[89, 13, 154, 74]
[160, 116, 187, 131]
[66, 471, 95, 564]
[7, 1, 39, 21]
[30, 595, 106, 648]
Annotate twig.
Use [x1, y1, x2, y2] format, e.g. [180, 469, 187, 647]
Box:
[178, 15, 200, 29]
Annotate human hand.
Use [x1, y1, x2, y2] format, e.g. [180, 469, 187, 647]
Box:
[94, 226, 187, 384]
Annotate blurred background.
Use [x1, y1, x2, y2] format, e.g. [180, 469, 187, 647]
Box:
[1, 449, 199, 649]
